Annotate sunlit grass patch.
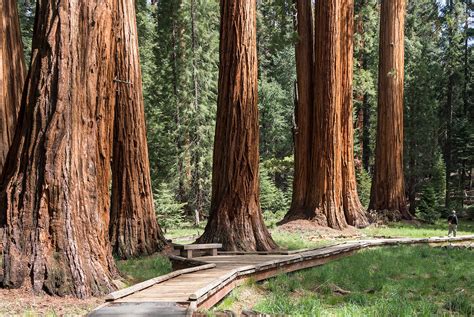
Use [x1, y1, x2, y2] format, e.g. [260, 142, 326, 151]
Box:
[363, 220, 474, 238]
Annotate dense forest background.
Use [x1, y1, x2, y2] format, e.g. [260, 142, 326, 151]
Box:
[16, 0, 473, 229]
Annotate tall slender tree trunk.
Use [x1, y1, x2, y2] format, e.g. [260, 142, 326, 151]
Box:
[197, 0, 277, 251]
[445, 73, 453, 208]
[190, 0, 203, 222]
[287, 0, 314, 218]
[171, 0, 186, 203]
[306, 0, 346, 229]
[109, 0, 167, 259]
[341, 0, 368, 227]
[369, 0, 410, 219]
[0, 0, 26, 175]
[354, 0, 365, 172]
[362, 94, 372, 172]
[0, 0, 117, 297]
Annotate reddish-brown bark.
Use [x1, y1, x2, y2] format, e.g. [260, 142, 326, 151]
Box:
[109, 0, 167, 259]
[307, 0, 347, 229]
[369, 0, 410, 219]
[0, 0, 118, 297]
[0, 0, 26, 175]
[284, 0, 367, 229]
[341, 0, 368, 227]
[197, 0, 277, 251]
[288, 0, 314, 216]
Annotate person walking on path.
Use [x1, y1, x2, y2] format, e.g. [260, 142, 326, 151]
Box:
[448, 210, 458, 237]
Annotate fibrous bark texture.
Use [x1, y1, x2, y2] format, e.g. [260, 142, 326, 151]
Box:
[369, 0, 410, 219]
[308, 0, 346, 229]
[197, 0, 277, 251]
[284, 0, 367, 229]
[0, 0, 26, 175]
[0, 0, 117, 297]
[289, 0, 314, 216]
[109, 0, 167, 259]
[340, 0, 368, 227]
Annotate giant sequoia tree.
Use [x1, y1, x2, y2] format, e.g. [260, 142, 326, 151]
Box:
[0, 0, 117, 297]
[284, 0, 367, 228]
[109, 0, 166, 259]
[340, 0, 368, 227]
[0, 0, 26, 174]
[369, 0, 411, 218]
[197, 0, 277, 251]
[289, 0, 314, 215]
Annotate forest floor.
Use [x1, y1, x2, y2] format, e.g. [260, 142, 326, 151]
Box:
[0, 288, 103, 316]
[0, 220, 472, 315]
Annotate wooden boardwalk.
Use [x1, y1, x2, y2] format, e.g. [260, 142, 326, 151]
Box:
[90, 235, 474, 316]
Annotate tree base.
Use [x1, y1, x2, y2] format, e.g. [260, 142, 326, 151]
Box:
[196, 214, 278, 252]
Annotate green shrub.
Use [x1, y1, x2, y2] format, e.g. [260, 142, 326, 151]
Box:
[260, 165, 289, 227]
[416, 185, 441, 223]
[356, 168, 372, 208]
[154, 182, 187, 232]
[466, 205, 474, 220]
[431, 153, 446, 205]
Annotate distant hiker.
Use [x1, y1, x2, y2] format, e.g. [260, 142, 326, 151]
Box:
[448, 210, 458, 237]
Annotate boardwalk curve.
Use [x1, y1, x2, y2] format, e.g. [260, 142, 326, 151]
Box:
[90, 235, 474, 316]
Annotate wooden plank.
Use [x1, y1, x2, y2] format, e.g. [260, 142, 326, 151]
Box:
[189, 269, 239, 300]
[105, 263, 216, 301]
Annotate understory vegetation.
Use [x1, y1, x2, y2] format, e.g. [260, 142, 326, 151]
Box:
[116, 255, 172, 285]
[216, 246, 474, 316]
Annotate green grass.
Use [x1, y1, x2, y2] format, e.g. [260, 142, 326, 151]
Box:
[116, 254, 172, 285]
[271, 228, 338, 250]
[217, 246, 474, 316]
[165, 223, 206, 239]
[363, 220, 474, 238]
[163, 220, 474, 250]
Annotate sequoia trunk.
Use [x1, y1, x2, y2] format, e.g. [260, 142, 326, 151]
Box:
[341, 0, 368, 227]
[109, 0, 167, 259]
[0, 0, 117, 297]
[307, 0, 347, 229]
[197, 0, 277, 251]
[287, 0, 314, 217]
[369, 0, 410, 218]
[0, 0, 26, 175]
[284, 0, 367, 229]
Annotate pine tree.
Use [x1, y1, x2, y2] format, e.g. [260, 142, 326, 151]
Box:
[404, 0, 444, 213]
[353, 0, 379, 174]
[440, 0, 473, 209]
[149, 0, 219, 220]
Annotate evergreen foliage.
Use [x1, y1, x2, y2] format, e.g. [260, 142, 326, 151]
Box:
[15, 0, 473, 225]
[416, 185, 441, 224]
[154, 183, 187, 232]
[16, 0, 34, 62]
